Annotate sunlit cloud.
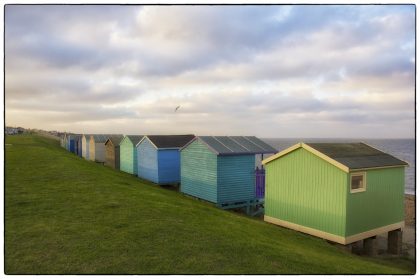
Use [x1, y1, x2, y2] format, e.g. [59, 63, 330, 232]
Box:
[5, 4, 415, 138]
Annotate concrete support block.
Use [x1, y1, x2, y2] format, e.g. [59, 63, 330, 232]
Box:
[363, 236, 377, 256]
[388, 229, 402, 255]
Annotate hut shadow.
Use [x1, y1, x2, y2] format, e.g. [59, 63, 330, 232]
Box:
[159, 183, 180, 192]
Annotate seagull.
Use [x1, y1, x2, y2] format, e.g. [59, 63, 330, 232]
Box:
[175, 105, 180, 112]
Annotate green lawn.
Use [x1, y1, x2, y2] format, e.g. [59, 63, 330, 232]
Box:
[5, 134, 415, 274]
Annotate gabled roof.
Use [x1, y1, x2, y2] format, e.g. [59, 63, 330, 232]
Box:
[91, 134, 122, 143]
[262, 142, 408, 172]
[105, 135, 124, 146]
[139, 135, 195, 149]
[183, 136, 277, 155]
[67, 134, 82, 140]
[125, 135, 144, 146]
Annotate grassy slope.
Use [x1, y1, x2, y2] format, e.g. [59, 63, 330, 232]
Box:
[5, 135, 415, 274]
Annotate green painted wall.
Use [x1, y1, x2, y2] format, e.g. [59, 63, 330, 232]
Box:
[265, 148, 348, 237]
[345, 167, 405, 236]
[120, 137, 137, 174]
[180, 140, 218, 203]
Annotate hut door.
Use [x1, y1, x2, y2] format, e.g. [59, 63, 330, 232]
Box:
[255, 167, 265, 199]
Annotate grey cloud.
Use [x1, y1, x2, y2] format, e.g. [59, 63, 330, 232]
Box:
[5, 5, 415, 137]
[6, 74, 143, 105]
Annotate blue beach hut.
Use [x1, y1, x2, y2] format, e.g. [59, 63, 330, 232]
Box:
[74, 135, 83, 157]
[180, 136, 277, 210]
[136, 135, 195, 185]
[67, 135, 76, 153]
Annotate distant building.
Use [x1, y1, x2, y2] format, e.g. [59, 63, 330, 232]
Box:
[5, 126, 25, 135]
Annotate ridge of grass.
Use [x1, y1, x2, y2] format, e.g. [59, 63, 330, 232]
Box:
[5, 134, 415, 274]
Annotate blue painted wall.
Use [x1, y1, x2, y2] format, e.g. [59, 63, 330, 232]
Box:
[157, 149, 181, 184]
[75, 138, 82, 156]
[181, 140, 218, 203]
[217, 155, 255, 204]
[69, 139, 75, 153]
[137, 138, 182, 184]
[180, 139, 256, 205]
[137, 138, 159, 183]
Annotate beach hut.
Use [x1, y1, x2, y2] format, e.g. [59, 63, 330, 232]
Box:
[180, 136, 277, 210]
[74, 135, 83, 157]
[67, 135, 76, 153]
[119, 135, 144, 175]
[63, 134, 69, 150]
[136, 135, 195, 184]
[262, 142, 408, 246]
[82, 134, 91, 160]
[60, 134, 66, 148]
[89, 134, 120, 163]
[105, 135, 124, 169]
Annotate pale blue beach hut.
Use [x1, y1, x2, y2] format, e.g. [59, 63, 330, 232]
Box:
[136, 135, 195, 184]
[180, 136, 276, 210]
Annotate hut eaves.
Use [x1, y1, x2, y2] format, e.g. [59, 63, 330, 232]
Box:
[262, 142, 409, 172]
[183, 136, 277, 155]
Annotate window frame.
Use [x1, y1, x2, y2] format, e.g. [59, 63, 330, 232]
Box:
[350, 172, 366, 193]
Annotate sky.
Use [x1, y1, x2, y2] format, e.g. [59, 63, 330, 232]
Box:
[5, 5, 415, 138]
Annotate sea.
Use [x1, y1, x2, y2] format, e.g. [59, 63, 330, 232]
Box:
[260, 138, 415, 195]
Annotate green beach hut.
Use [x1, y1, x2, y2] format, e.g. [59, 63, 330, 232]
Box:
[262, 142, 408, 245]
[119, 135, 143, 174]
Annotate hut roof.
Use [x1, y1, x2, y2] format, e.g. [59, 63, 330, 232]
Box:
[305, 142, 408, 170]
[126, 135, 144, 146]
[142, 135, 195, 149]
[68, 134, 82, 140]
[105, 135, 124, 146]
[262, 142, 408, 172]
[187, 136, 277, 155]
[92, 134, 121, 143]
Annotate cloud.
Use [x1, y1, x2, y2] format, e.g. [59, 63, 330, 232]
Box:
[5, 5, 415, 138]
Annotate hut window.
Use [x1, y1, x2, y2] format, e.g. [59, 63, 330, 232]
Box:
[350, 172, 366, 193]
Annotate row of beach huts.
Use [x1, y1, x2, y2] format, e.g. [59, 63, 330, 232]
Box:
[60, 133, 408, 253]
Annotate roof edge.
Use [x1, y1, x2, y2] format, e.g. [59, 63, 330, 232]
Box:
[136, 136, 158, 149]
[262, 142, 350, 173]
[262, 143, 302, 165]
[180, 137, 220, 155]
[361, 142, 410, 167]
[302, 143, 350, 173]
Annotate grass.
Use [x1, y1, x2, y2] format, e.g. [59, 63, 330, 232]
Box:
[5, 134, 416, 274]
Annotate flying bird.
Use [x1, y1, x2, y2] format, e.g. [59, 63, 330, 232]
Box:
[175, 105, 180, 112]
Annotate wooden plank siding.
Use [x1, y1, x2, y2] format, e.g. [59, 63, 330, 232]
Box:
[119, 137, 138, 175]
[345, 167, 405, 236]
[94, 142, 106, 163]
[217, 155, 255, 204]
[115, 146, 120, 170]
[68, 138, 75, 153]
[105, 141, 117, 169]
[157, 149, 181, 184]
[137, 138, 159, 183]
[181, 140, 218, 203]
[264, 148, 348, 237]
[89, 136, 95, 161]
[76, 136, 83, 157]
[82, 135, 90, 160]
